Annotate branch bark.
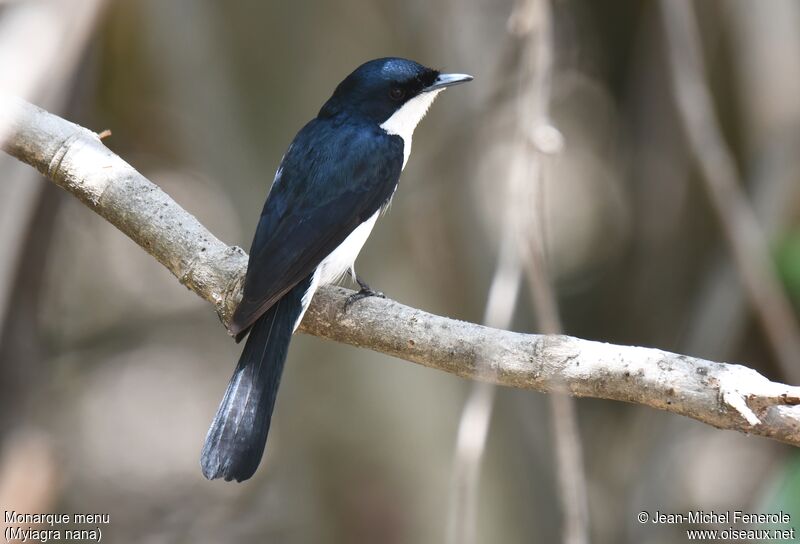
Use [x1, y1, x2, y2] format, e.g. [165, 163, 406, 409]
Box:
[2, 95, 800, 448]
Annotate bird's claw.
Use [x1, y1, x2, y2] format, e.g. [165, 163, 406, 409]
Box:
[344, 287, 385, 312]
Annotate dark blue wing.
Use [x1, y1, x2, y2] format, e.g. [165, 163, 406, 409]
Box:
[230, 118, 404, 337]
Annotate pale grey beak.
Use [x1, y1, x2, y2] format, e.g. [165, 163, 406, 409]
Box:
[423, 73, 474, 92]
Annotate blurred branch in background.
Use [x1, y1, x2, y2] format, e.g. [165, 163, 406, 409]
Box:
[137, 0, 262, 215]
[685, 0, 800, 368]
[447, 0, 583, 541]
[0, 0, 106, 379]
[446, 188, 522, 544]
[4, 96, 800, 447]
[0, 0, 104, 106]
[0, 429, 60, 534]
[660, 0, 800, 383]
[0, 0, 106, 520]
[508, 0, 589, 542]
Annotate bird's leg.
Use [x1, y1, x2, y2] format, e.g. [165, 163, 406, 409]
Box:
[344, 270, 385, 311]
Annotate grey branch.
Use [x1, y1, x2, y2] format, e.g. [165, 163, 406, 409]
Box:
[2, 95, 800, 448]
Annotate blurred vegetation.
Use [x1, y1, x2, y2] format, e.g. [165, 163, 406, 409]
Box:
[778, 231, 800, 311]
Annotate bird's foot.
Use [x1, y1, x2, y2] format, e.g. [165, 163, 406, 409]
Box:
[344, 277, 385, 312]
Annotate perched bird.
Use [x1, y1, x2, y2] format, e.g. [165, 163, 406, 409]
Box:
[200, 57, 472, 482]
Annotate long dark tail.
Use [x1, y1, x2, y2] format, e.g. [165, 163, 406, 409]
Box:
[201, 275, 312, 482]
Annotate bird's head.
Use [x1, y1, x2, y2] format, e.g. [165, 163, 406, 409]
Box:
[319, 57, 472, 135]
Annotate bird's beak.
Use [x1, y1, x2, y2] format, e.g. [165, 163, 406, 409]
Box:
[423, 73, 474, 92]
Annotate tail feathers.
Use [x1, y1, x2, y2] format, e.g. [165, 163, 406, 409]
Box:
[201, 275, 311, 482]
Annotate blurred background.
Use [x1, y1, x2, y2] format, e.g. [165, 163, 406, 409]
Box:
[2, 0, 800, 543]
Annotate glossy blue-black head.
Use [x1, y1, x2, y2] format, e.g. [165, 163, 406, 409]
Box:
[319, 57, 472, 124]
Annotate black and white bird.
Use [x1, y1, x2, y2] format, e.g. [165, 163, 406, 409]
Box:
[200, 57, 472, 482]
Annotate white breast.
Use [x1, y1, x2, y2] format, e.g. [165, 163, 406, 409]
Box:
[318, 211, 379, 286]
[380, 89, 443, 168]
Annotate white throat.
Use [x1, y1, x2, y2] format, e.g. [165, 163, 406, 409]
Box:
[380, 89, 443, 168]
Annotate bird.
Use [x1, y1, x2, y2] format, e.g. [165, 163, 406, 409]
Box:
[200, 57, 472, 482]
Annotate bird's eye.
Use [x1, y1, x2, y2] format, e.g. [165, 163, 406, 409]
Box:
[389, 87, 405, 101]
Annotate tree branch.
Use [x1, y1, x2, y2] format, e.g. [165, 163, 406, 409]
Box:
[2, 95, 800, 448]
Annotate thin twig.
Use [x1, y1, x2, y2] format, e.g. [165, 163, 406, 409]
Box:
[2, 96, 800, 449]
[660, 0, 800, 383]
